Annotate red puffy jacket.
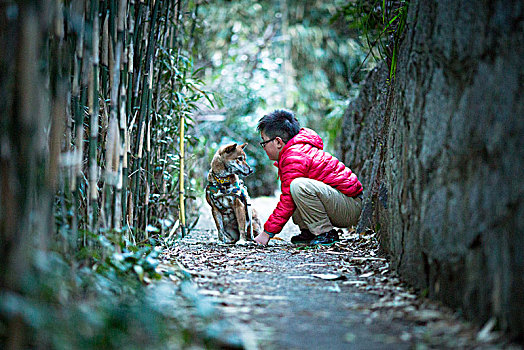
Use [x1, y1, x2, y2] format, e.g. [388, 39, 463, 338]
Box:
[264, 128, 363, 235]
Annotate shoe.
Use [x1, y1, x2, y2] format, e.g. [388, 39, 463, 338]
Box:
[309, 229, 341, 246]
[291, 229, 316, 244]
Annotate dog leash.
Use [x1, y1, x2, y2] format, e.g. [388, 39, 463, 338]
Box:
[247, 202, 253, 238]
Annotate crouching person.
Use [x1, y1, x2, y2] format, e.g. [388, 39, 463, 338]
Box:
[254, 109, 363, 246]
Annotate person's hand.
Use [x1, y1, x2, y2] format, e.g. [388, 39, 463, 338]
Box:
[254, 231, 271, 246]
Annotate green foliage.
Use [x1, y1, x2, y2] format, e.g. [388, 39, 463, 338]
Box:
[150, 47, 214, 232]
[0, 244, 172, 349]
[333, 0, 410, 81]
[93, 236, 163, 284]
[1, 1, 220, 348]
[0, 228, 236, 349]
[190, 0, 382, 195]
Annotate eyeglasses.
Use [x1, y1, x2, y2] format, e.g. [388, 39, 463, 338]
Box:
[259, 137, 277, 148]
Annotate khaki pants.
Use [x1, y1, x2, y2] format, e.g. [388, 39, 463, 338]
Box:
[290, 178, 362, 235]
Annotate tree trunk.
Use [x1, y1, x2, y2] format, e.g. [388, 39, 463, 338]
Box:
[0, 1, 54, 347]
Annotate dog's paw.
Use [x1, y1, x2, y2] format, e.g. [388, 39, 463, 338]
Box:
[235, 239, 250, 246]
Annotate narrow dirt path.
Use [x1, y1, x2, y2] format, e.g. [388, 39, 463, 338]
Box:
[164, 195, 506, 349]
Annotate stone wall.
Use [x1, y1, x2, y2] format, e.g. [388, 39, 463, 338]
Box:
[338, 0, 523, 339]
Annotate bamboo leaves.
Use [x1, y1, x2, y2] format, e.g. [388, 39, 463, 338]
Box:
[40, 0, 213, 248]
[1, 1, 211, 347]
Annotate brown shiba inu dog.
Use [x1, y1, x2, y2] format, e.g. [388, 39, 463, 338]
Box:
[205, 143, 262, 244]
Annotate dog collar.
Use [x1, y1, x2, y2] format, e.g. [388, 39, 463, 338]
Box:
[211, 172, 232, 186]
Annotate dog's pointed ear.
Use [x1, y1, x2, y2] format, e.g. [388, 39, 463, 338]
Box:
[224, 143, 237, 153]
[240, 143, 248, 149]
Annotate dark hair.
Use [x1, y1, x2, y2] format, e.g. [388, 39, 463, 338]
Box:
[257, 109, 300, 144]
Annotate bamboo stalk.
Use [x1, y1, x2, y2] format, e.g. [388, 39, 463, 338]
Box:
[104, 117, 119, 230]
[126, 130, 133, 238]
[131, 2, 145, 117]
[101, 11, 109, 96]
[143, 59, 154, 233]
[18, 0, 206, 248]
[132, 0, 161, 233]
[73, 0, 90, 241]
[88, 0, 100, 232]
[152, 0, 170, 114]
[114, 0, 128, 233]
[108, 0, 116, 50]
[130, 1, 146, 235]
[126, 0, 135, 121]
[8, 0, 42, 286]
[49, 83, 66, 193]
[179, 112, 186, 237]
[187, 0, 200, 53]
[124, 1, 135, 235]
[48, 0, 66, 194]
[173, 0, 182, 48]
[71, 0, 85, 185]
[133, 117, 145, 234]
[115, 92, 126, 232]
[144, 107, 152, 231]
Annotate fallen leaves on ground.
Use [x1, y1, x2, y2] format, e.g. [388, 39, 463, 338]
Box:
[160, 228, 516, 349]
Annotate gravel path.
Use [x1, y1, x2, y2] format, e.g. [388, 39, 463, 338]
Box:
[164, 195, 509, 349]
